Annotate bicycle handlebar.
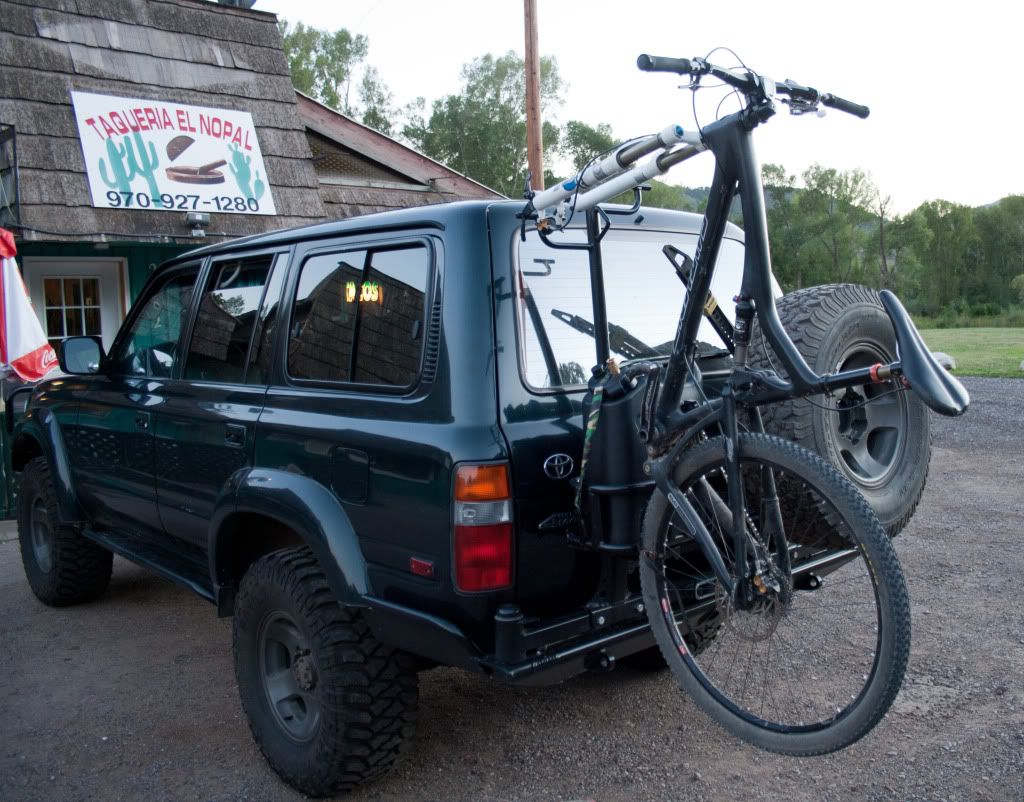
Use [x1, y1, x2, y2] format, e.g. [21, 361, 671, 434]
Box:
[637, 53, 869, 119]
[636, 54, 693, 74]
[821, 93, 870, 119]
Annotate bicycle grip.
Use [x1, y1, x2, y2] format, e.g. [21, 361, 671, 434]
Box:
[637, 54, 692, 74]
[821, 93, 870, 119]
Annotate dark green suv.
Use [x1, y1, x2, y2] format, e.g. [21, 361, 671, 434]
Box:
[11, 200, 930, 796]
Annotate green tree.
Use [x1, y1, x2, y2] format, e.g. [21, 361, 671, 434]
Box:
[403, 52, 563, 196]
[798, 164, 875, 285]
[278, 20, 393, 135]
[560, 120, 615, 171]
[886, 208, 933, 299]
[915, 200, 980, 313]
[762, 163, 813, 289]
[359, 66, 395, 136]
[279, 21, 367, 112]
[873, 189, 894, 290]
[1010, 273, 1024, 303]
[972, 196, 1024, 305]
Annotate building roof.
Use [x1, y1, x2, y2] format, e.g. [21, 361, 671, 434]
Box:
[0, 0, 326, 243]
[295, 92, 501, 218]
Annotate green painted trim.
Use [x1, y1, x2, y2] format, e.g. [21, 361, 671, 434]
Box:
[15, 241, 192, 301]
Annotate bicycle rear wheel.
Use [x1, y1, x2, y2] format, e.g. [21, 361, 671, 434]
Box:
[639, 433, 910, 755]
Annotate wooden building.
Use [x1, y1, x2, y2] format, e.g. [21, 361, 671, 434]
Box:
[297, 92, 496, 218]
[0, 0, 499, 352]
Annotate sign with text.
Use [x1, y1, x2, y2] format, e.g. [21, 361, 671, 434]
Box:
[70, 91, 277, 215]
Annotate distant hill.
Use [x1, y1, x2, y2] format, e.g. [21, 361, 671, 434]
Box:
[681, 186, 710, 208]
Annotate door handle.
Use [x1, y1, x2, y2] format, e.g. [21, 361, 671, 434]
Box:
[135, 412, 150, 431]
[224, 423, 246, 448]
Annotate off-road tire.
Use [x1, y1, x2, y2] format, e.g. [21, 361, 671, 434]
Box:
[17, 457, 112, 606]
[233, 547, 418, 797]
[749, 283, 930, 537]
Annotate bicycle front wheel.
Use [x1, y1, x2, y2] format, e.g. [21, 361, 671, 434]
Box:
[639, 433, 910, 755]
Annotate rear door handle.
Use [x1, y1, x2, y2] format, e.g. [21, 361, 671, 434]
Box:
[135, 412, 150, 431]
[224, 423, 246, 448]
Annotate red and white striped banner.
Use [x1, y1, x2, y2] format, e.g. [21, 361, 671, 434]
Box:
[0, 229, 58, 382]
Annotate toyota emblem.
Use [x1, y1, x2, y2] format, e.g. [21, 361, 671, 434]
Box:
[543, 453, 574, 480]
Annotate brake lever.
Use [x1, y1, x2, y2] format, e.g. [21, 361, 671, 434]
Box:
[782, 98, 823, 117]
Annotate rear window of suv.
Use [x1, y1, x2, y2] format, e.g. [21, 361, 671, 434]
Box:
[287, 241, 431, 388]
[515, 228, 744, 391]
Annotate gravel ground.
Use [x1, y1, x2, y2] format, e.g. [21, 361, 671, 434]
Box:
[1, 376, 1022, 802]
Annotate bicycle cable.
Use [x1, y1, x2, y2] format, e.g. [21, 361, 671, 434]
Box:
[688, 46, 752, 135]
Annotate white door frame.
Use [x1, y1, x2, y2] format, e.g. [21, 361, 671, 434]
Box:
[22, 256, 130, 352]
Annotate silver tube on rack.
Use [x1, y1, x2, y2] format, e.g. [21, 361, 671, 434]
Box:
[578, 124, 685, 188]
[569, 143, 705, 213]
[529, 124, 687, 211]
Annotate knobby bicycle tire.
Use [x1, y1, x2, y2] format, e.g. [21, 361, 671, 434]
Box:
[639, 433, 910, 755]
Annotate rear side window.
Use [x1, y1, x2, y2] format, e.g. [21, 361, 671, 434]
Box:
[288, 242, 430, 388]
[184, 256, 275, 384]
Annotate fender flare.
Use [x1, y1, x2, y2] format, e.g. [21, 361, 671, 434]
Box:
[208, 467, 371, 610]
[11, 408, 81, 523]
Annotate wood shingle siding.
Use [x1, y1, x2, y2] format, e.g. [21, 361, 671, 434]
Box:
[1, 0, 503, 246]
[1, 0, 325, 242]
[295, 93, 501, 219]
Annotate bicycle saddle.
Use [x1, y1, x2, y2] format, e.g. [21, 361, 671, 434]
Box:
[879, 290, 970, 417]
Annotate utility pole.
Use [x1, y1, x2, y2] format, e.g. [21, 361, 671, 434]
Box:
[524, 0, 543, 190]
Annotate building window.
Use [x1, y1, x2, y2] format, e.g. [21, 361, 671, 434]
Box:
[43, 277, 102, 350]
[288, 242, 430, 388]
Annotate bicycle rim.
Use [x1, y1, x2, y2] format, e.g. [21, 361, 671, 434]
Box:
[641, 433, 910, 753]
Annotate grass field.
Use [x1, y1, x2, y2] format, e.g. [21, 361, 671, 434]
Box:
[919, 327, 1024, 378]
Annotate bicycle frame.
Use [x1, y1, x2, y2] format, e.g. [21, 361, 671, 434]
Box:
[639, 99, 874, 598]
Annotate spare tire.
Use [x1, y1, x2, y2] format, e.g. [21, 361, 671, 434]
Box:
[748, 284, 930, 536]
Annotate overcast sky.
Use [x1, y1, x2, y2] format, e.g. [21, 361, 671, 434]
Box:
[255, 0, 1022, 212]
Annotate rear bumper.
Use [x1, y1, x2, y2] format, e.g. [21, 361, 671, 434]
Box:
[362, 593, 655, 686]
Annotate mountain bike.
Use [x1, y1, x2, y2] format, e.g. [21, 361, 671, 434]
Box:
[520, 52, 970, 754]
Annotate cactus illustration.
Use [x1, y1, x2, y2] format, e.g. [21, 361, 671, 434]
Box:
[98, 136, 137, 195]
[124, 132, 162, 207]
[253, 171, 265, 202]
[229, 143, 255, 199]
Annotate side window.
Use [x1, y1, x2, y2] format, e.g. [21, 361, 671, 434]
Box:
[114, 267, 199, 377]
[288, 242, 430, 388]
[183, 256, 275, 383]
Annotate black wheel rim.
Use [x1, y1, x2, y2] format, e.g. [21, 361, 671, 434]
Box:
[826, 342, 909, 489]
[29, 496, 54, 573]
[651, 454, 885, 733]
[257, 612, 321, 742]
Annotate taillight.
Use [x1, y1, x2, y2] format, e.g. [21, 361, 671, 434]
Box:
[453, 464, 513, 592]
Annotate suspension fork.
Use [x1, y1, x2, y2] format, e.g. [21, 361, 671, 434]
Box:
[726, 298, 791, 598]
[749, 405, 792, 579]
[734, 297, 790, 585]
[721, 385, 751, 605]
[724, 298, 753, 601]
[648, 437, 734, 596]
